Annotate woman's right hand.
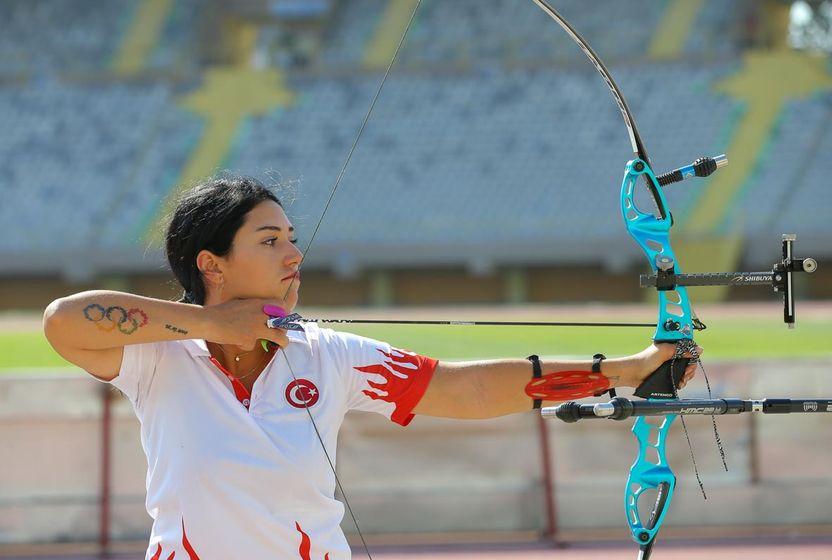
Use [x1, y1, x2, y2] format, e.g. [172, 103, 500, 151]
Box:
[204, 299, 292, 350]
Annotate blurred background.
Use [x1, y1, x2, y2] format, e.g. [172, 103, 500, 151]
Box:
[0, 0, 831, 558]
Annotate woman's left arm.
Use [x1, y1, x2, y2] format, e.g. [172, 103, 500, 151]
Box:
[412, 344, 699, 419]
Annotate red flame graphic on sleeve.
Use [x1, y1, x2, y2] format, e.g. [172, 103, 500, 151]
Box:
[147, 519, 200, 560]
[149, 543, 169, 560]
[296, 522, 330, 560]
[181, 519, 200, 560]
[354, 348, 437, 426]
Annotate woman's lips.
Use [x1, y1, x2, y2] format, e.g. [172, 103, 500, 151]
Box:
[282, 272, 300, 282]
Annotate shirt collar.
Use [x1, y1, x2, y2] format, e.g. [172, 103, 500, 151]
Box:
[182, 325, 314, 358]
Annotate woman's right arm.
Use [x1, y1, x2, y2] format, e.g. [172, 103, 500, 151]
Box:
[43, 290, 213, 380]
[43, 290, 288, 380]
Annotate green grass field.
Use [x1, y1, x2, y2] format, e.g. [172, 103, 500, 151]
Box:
[2, 317, 830, 372]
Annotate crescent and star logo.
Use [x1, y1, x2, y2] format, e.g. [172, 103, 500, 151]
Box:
[285, 379, 320, 409]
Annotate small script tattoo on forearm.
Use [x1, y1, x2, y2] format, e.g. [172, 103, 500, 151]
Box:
[83, 303, 149, 335]
[165, 324, 189, 335]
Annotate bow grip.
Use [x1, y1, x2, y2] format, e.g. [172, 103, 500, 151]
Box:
[633, 357, 688, 399]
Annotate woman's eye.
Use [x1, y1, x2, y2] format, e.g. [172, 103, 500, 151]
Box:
[263, 237, 299, 246]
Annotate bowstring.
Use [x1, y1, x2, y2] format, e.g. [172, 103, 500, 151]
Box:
[274, 2, 424, 558]
[688, 343, 729, 473]
[669, 339, 728, 502]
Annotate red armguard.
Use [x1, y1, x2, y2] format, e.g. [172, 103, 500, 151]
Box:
[524, 370, 611, 401]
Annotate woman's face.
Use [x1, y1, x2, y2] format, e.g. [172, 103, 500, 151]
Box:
[212, 200, 303, 310]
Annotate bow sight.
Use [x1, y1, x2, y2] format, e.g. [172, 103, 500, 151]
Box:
[640, 233, 818, 328]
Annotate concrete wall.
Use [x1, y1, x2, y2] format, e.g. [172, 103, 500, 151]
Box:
[1, 359, 831, 545]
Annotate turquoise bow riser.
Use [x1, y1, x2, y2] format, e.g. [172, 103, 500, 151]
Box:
[626, 414, 677, 546]
[620, 159, 694, 546]
[621, 159, 695, 344]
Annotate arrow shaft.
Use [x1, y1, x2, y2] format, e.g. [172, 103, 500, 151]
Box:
[302, 318, 657, 328]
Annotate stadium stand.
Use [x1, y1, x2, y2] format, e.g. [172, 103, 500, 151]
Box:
[0, 80, 201, 252]
[146, 0, 204, 72]
[756, 92, 832, 239]
[321, 0, 389, 69]
[228, 63, 738, 254]
[321, 0, 663, 68]
[319, 0, 757, 69]
[686, 0, 755, 57]
[0, 0, 828, 280]
[0, 0, 134, 77]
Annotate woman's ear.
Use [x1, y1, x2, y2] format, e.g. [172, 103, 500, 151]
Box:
[196, 249, 224, 290]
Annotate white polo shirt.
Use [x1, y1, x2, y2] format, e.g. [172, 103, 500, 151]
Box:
[108, 323, 437, 560]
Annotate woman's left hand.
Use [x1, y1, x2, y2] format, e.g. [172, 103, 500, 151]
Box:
[629, 342, 703, 390]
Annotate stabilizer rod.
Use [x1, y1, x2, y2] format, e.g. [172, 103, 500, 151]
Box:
[544, 397, 832, 423]
[655, 154, 727, 186]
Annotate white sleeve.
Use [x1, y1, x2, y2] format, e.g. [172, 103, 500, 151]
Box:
[322, 329, 437, 426]
[109, 342, 160, 410]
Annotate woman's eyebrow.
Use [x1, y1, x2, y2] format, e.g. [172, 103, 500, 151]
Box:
[254, 225, 295, 232]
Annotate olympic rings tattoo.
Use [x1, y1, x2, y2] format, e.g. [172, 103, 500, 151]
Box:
[83, 304, 149, 335]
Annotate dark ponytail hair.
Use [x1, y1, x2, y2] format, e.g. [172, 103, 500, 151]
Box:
[166, 175, 282, 305]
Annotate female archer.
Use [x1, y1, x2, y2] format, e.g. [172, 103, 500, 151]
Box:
[43, 176, 699, 560]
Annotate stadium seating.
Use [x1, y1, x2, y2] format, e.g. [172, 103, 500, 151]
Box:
[145, 0, 203, 72]
[0, 0, 827, 270]
[0, 0, 133, 77]
[321, 0, 661, 68]
[229, 63, 739, 257]
[319, 0, 749, 69]
[753, 93, 832, 240]
[0, 80, 201, 252]
[686, 0, 750, 58]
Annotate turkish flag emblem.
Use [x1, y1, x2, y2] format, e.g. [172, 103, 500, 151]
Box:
[285, 379, 320, 409]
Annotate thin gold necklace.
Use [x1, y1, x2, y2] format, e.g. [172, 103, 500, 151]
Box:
[234, 347, 257, 362]
[235, 349, 271, 381]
